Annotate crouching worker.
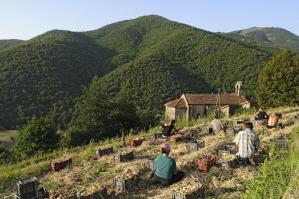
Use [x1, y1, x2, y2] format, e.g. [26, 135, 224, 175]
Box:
[152, 144, 184, 186]
[210, 114, 224, 134]
[154, 120, 177, 138]
[254, 108, 269, 126]
[266, 113, 282, 129]
[234, 122, 260, 166]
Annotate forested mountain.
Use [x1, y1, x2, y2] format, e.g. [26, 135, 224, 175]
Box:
[0, 39, 23, 50]
[223, 27, 299, 52]
[0, 31, 116, 129]
[0, 15, 273, 129]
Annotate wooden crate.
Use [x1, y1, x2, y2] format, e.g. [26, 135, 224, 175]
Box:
[16, 177, 39, 199]
[233, 124, 244, 132]
[113, 151, 134, 163]
[218, 143, 235, 156]
[95, 146, 113, 157]
[15, 177, 49, 199]
[187, 140, 205, 152]
[51, 157, 72, 172]
[113, 176, 139, 193]
[194, 155, 217, 172]
[218, 150, 231, 159]
[218, 160, 234, 168]
[76, 187, 109, 199]
[172, 186, 204, 199]
[129, 139, 143, 147]
[275, 139, 288, 149]
[225, 128, 235, 135]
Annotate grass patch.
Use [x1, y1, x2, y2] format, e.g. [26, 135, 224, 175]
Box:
[0, 130, 17, 150]
[242, 126, 299, 199]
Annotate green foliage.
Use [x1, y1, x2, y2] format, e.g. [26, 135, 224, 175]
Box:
[233, 107, 257, 117]
[0, 39, 22, 51]
[47, 98, 75, 130]
[0, 15, 272, 129]
[59, 127, 95, 147]
[257, 49, 299, 108]
[224, 27, 299, 52]
[243, 127, 299, 199]
[0, 31, 115, 129]
[71, 84, 140, 138]
[13, 117, 58, 158]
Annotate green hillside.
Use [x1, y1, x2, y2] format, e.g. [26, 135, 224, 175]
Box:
[223, 27, 299, 52]
[0, 15, 272, 129]
[84, 16, 271, 120]
[0, 39, 22, 50]
[0, 31, 116, 129]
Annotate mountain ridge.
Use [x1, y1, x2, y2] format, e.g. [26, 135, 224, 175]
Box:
[223, 27, 299, 52]
[0, 15, 273, 129]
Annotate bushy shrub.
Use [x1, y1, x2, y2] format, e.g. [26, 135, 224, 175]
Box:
[59, 127, 96, 147]
[13, 117, 58, 158]
[71, 84, 140, 138]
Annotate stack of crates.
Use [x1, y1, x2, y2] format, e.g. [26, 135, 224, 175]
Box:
[95, 146, 113, 157]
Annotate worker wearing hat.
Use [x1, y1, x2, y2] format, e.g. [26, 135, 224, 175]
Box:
[152, 144, 184, 185]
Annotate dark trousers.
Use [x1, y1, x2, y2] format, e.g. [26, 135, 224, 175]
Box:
[236, 156, 250, 166]
[152, 171, 185, 186]
[266, 123, 283, 129]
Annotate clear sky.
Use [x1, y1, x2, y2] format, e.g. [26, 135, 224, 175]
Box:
[1, 0, 298, 40]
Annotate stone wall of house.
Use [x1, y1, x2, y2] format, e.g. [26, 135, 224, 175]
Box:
[175, 107, 187, 120]
[165, 106, 175, 120]
[206, 105, 217, 116]
[220, 106, 230, 117]
[241, 102, 251, 109]
[189, 105, 206, 120]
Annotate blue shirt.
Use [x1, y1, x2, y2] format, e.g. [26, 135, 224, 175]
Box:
[154, 155, 177, 180]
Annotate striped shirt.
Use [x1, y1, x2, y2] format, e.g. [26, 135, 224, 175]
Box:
[234, 129, 260, 158]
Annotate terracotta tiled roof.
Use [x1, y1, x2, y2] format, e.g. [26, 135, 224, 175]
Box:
[165, 93, 248, 107]
[164, 98, 187, 108]
[184, 93, 248, 105]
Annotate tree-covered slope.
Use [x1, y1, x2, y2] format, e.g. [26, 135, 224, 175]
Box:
[82, 16, 272, 124]
[0, 15, 272, 129]
[0, 30, 116, 129]
[0, 39, 23, 50]
[224, 27, 299, 52]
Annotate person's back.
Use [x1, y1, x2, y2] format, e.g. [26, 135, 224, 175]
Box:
[234, 128, 259, 159]
[154, 155, 176, 180]
[268, 113, 279, 127]
[255, 109, 268, 121]
[211, 118, 223, 133]
[256, 111, 266, 120]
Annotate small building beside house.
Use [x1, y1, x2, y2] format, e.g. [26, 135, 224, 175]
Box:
[164, 82, 250, 121]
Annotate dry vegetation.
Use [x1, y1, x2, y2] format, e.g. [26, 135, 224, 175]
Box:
[1, 107, 299, 199]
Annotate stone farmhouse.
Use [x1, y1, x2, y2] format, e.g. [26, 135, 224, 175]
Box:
[164, 82, 250, 121]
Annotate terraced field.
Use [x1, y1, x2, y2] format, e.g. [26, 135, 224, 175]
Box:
[1, 107, 299, 199]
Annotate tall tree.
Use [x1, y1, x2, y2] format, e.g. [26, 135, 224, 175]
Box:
[71, 78, 139, 139]
[257, 49, 299, 108]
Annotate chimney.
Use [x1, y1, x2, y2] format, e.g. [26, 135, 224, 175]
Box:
[235, 81, 242, 96]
